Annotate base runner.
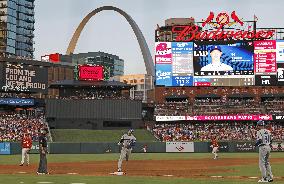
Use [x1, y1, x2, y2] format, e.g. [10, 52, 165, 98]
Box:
[255, 120, 273, 183]
[211, 136, 219, 160]
[117, 129, 136, 172]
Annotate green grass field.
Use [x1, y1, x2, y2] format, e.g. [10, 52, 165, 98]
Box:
[50, 129, 157, 142]
[0, 153, 284, 184]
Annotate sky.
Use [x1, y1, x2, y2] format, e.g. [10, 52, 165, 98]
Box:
[34, 0, 284, 74]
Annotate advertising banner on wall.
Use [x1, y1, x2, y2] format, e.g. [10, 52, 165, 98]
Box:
[0, 142, 11, 155]
[155, 115, 273, 121]
[271, 142, 284, 152]
[166, 142, 194, 152]
[234, 142, 256, 152]
[1, 63, 48, 93]
[29, 142, 50, 154]
[208, 142, 229, 152]
[0, 98, 34, 106]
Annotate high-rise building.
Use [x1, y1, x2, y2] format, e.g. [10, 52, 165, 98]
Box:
[0, 0, 35, 59]
[118, 74, 153, 102]
[59, 52, 124, 77]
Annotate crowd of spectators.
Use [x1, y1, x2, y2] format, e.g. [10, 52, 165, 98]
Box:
[155, 98, 284, 116]
[0, 113, 47, 142]
[58, 89, 130, 100]
[150, 122, 284, 142]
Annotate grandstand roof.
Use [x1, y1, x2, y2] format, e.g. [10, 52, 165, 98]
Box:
[49, 80, 133, 89]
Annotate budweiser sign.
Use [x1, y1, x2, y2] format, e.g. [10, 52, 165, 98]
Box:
[171, 11, 275, 42]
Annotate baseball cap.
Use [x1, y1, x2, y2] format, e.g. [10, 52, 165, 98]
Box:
[257, 120, 265, 126]
[209, 45, 222, 53]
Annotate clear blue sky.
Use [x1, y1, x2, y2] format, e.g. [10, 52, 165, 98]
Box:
[34, 0, 284, 74]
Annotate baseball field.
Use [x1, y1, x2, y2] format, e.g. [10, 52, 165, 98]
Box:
[0, 153, 284, 184]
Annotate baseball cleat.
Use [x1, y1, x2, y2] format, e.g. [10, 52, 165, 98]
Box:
[268, 179, 273, 182]
[19, 164, 24, 166]
[258, 178, 268, 183]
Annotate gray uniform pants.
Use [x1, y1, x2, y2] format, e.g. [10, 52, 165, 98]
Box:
[37, 153, 48, 173]
[118, 147, 131, 171]
[259, 145, 273, 179]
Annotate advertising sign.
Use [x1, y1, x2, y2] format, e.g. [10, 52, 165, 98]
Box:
[166, 142, 194, 152]
[79, 65, 104, 81]
[235, 142, 256, 152]
[0, 98, 34, 106]
[0, 142, 11, 155]
[271, 142, 284, 152]
[208, 142, 229, 152]
[155, 115, 273, 121]
[29, 142, 50, 154]
[155, 42, 172, 64]
[155, 64, 172, 86]
[1, 63, 48, 93]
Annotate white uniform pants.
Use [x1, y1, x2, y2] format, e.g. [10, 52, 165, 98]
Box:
[21, 148, 30, 165]
[212, 147, 218, 159]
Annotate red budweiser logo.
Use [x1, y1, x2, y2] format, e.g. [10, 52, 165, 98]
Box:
[171, 11, 275, 42]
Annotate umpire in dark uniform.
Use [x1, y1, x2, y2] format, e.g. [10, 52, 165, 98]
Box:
[37, 128, 49, 174]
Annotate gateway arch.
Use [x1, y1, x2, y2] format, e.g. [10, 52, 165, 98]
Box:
[66, 6, 154, 76]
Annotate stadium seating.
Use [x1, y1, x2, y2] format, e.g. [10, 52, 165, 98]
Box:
[150, 122, 284, 142]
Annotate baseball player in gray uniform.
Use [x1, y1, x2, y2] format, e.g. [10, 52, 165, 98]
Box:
[255, 120, 273, 183]
[117, 129, 136, 172]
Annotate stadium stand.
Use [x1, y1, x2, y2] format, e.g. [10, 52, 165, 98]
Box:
[150, 122, 284, 142]
[0, 113, 48, 142]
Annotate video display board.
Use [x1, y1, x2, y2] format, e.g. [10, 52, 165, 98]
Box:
[0, 63, 48, 93]
[155, 40, 284, 87]
[78, 65, 104, 81]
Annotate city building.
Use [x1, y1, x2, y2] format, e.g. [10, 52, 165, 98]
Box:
[0, 0, 35, 59]
[57, 52, 124, 78]
[156, 17, 197, 42]
[118, 74, 153, 102]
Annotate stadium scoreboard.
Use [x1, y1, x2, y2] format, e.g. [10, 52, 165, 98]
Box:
[155, 40, 284, 87]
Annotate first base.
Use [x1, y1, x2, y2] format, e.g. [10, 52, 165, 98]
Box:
[109, 172, 125, 176]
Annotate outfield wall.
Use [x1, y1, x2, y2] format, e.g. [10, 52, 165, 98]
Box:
[2, 142, 283, 155]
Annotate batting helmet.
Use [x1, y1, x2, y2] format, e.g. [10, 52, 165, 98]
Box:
[128, 129, 134, 134]
[257, 120, 265, 126]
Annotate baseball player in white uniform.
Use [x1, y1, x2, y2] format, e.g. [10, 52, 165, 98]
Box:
[117, 129, 136, 173]
[201, 45, 233, 72]
[255, 120, 273, 183]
